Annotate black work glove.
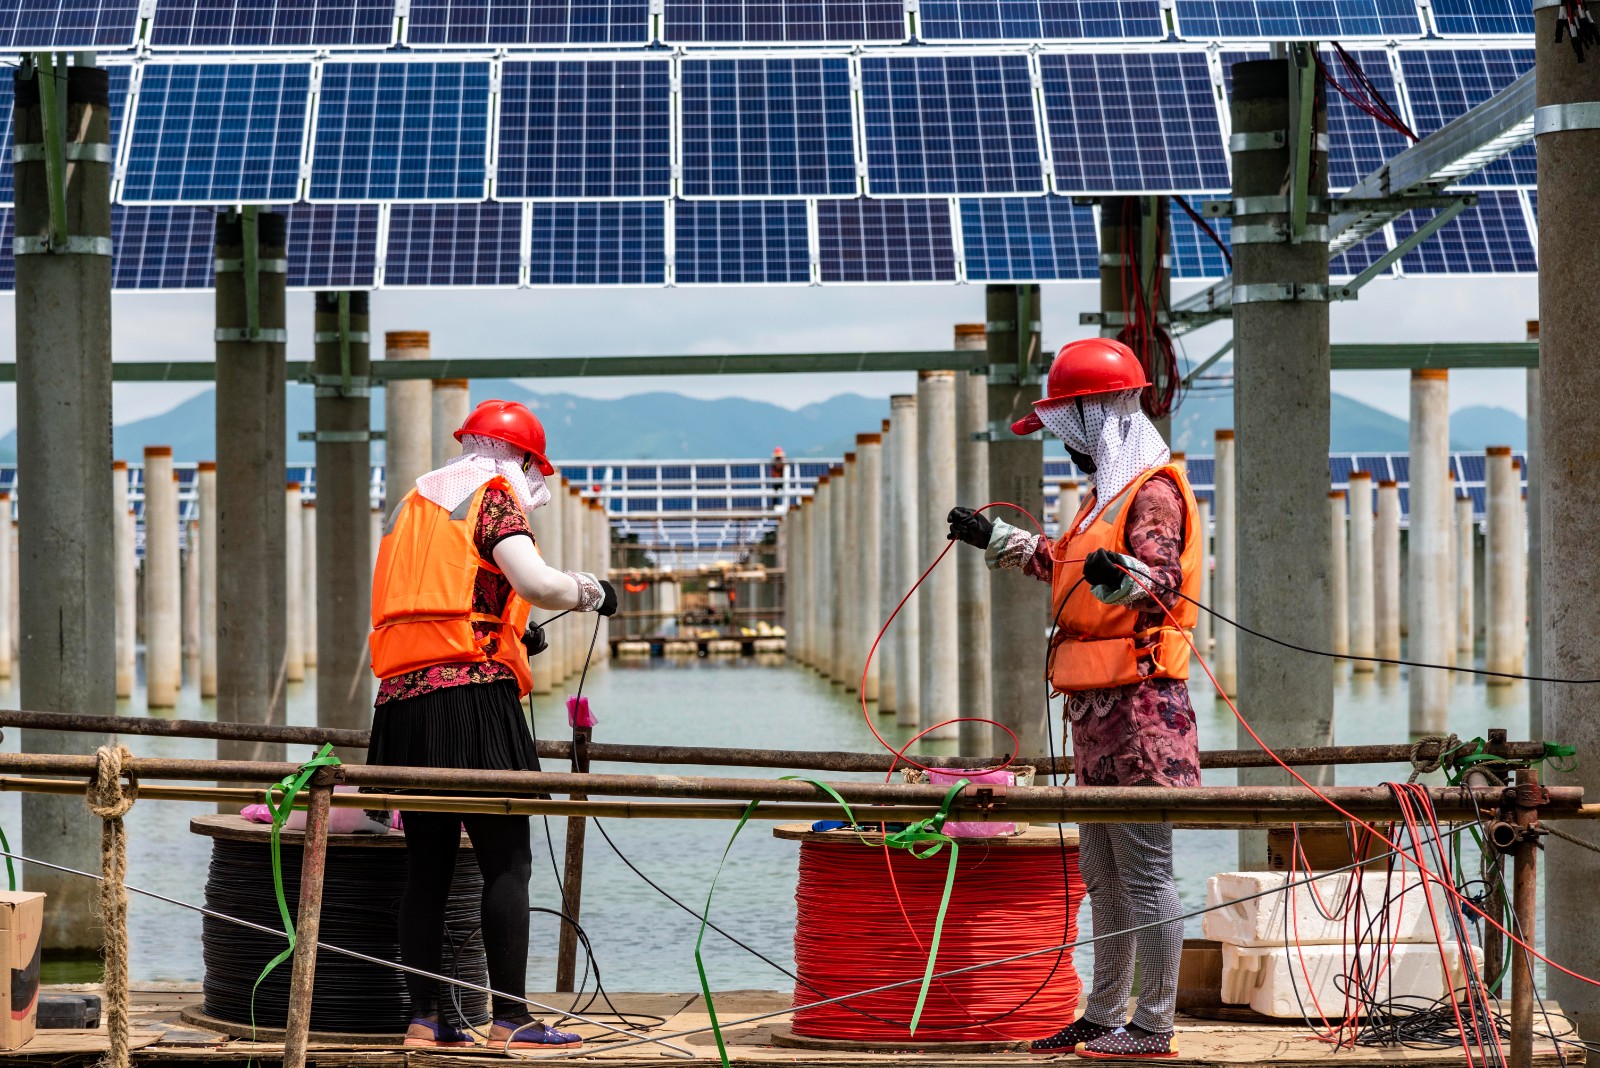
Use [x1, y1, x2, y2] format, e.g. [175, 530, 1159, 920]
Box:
[597, 579, 619, 617]
[1082, 548, 1126, 589]
[947, 506, 993, 549]
[521, 622, 548, 657]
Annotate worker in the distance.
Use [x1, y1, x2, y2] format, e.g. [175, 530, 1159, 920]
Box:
[369, 399, 617, 1050]
[948, 338, 1199, 1060]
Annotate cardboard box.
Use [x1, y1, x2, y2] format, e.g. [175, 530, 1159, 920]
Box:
[0, 892, 44, 1050]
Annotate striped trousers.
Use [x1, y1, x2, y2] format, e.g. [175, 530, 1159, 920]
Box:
[1078, 821, 1184, 1033]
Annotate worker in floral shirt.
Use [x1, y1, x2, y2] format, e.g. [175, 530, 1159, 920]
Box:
[949, 339, 1200, 1060]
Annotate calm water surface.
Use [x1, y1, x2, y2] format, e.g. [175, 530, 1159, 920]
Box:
[0, 651, 1534, 993]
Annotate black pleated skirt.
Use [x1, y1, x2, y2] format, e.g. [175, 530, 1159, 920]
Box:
[368, 680, 542, 778]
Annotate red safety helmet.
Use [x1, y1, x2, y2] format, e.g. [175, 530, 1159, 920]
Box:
[1011, 338, 1150, 435]
[454, 399, 556, 475]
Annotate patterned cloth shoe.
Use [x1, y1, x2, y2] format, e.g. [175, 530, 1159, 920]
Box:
[402, 1016, 476, 1048]
[1076, 1025, 1179, 1060]
[490, 1018, 584, 1050]
[1030, 1018, 1116, 1054]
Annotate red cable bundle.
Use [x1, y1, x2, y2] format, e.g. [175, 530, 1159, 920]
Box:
[791, 839, 1085, 1042]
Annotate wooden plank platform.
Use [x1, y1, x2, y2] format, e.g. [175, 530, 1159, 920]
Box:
[0, 987, 1573, 1067]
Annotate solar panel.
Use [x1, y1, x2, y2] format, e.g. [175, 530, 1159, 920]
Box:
[816, 199, 956, 282]
[680, 58, 858, 199]
[663, 0, 904, 42]
[674, 201, 811, 285]
[148, 0, 397, 48]
[918, 0, 1165, 41]
[310, 62, 490, 202]
[1173, 0, 1423, 39]
[122, 63, 309, 204]
[112, 207, 216, 290]
[1039, 53, 1229, 194]
[384, 203, 521, 287]
[0, 0, 140, 48]
[1397, 48, 1533, 187]
[1390, 190, 1536, 274]
[404, 0, 650, 46]
[1310, 49, 1413, 191]
[0, 66, 131, 209]
[958, 197, 1097, 281]
[860, 55, 1044, 196]
[287, 204, 379, 288]
[1168, 206, 1230, 279]
[496, 60, 671, 200]
[1429, 0, 1530, 36]
[1331, 225, 1394, 278]
[528, 201, 666, 286]
[0, 208, 13, 292]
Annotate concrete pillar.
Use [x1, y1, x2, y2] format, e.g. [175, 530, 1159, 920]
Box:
[143, 447, 181, 708]
[593, 500, 611, 664]
[984, 285, 1048, 758]
[8, 516, 16, 666]
[15, 60, 115, 952]
[197, 462, 218, 698]
[1456, 493, 1475, 659]
[284, 482, 305, 683]
[1056, 479, 1082, 533]
[889, 395, 920, 727]
[877, 418, 897, 714]
[301, 503, 317, 669]
[564, 484, 586, 678]
[1213, 430, 1238, 695]
[1329, 491, 1349, 658]
[857, 434, 883, 702]
[1484, 448, 1518, 681]
[539, 483, 566, 679]
[1347, 472, 1376, 667]
[370, 507, 383, 569]
[215, 211, 288, 771]
[826, 466, 848, 682]
[111, 467, 131, 695]
[312, 293, 373, 745]
[1195, 496, 1213, 655]
[952, 325, 992, 752]
[1526, 364, 1543, 734]
[1538, 14, 1600, 1021]
[121, 506, 138, 694]
[384, 331, 433, 504]
[1376, 481, 1402, 662]
[183, 519, 201, 670]
[834, 453, 858, 691]
[785, 503, 804, 662]
[917, 371, 958, 737]
[0, 496, 11, 679]
[1407, 369, 1451, 733]
[529, 484, 556, 696]
[1231, 56, 1334, 824]
[431, 378, 470, 468]
[1513, 469, 1527, 665]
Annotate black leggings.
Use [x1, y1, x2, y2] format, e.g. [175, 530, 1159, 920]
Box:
[399, 810, 534, 1022]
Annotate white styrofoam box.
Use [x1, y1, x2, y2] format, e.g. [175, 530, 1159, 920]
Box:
[1220, 941, 1484, 1019]
[1202, 871, 1450, 947]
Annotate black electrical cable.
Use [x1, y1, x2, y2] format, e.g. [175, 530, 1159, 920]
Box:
[1172, 195, 1232, 267]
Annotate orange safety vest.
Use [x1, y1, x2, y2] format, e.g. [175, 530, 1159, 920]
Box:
[1047, 464, 1201, 694]
[370, 477, 535, 695]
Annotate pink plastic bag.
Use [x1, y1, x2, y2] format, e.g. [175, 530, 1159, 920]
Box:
[567, 695, 596, 728]
[929, 767, 1016, 838]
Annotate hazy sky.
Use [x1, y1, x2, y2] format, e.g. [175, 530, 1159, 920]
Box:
[0, 272, 1538, 436]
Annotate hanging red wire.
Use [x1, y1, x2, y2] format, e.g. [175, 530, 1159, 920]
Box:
[1111, 200, 1180, 421]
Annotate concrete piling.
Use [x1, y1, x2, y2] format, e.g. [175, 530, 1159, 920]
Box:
[889, 395, 920, 727]
[857, 434, 883, 702]
[877, 418, 897, 714]
[917, 371, 959, 738]
[144, 447, 182, 708]
[1525, 363, 1543, 734]
[197, 462, 218, 698]
[431, 378, 470, 468]
[953, 324, 991, 750]
[1057, 480, 1082, 533]
[1213, 430, 1238, 695]
[1329, 491, 1349, 658]
[1484, 447, 1518, 681]
[301, 502, 317, 669]
[1408, 369, 1452, 732]
[122, 505, 139, 695]
[541, 482, 566, 680]
[565, 483, 586, 678]
[384, 332, 433, 505]
[835, 453, 858, 691]
[112, 467, 132, 696]
[1195, 495, 1213, 655]
[183, 520, 201, 670]
[1456, 492, 1475, 660]
[0, 496, 11, 680]
[1513, 470, 1527, 666]
[1376, 481, 1402, 662]
[284, 483, 305, 684]
[1347, 472, 1376, 668]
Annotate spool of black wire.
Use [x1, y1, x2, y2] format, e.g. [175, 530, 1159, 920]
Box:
[191, 816, 489, 1035]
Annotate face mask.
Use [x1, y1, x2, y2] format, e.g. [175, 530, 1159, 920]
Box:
[1067, 447, 1097, 473]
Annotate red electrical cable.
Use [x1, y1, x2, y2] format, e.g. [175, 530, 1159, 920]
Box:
[791, 839, 1086, 1041]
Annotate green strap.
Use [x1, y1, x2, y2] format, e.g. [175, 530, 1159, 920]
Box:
[694, 798, 760, 1068]
[251, 745, 343, 1036]
[1544, 742, 1578, 773]
[0, 823, 14, 892]
[882, 780, 967, 1034]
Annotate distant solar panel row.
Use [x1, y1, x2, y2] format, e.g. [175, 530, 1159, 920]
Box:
[0, 195, 1537, 292]
[12, 0, 1532, 49]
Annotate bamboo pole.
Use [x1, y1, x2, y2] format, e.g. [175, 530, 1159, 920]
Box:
[282, 776, 333, 1068]
[1509, 766, 1539, 1068]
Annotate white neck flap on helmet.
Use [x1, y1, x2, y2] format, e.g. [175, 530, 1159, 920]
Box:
[1037, 389, 1170, 531]
[413, 433, 552, 514]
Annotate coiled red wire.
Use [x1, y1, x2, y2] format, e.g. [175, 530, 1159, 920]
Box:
[792, 839, 1086, 1041]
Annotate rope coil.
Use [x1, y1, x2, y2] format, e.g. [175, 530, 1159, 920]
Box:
[85, 745, 137, 1068]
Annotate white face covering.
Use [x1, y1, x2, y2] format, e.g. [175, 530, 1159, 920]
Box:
[1036, 389, 1170, 531]
[413, 433, 552, 514]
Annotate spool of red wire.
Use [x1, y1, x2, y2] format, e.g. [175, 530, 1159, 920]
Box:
[783, 826, 1085, 1043]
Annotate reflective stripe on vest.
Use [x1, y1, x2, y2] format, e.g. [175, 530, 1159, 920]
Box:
[1046, 464, 1202, 693]
[369, 478, 535, 695]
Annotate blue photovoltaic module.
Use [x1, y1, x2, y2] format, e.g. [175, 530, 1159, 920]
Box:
[148, 0, 396, 49]
[919, 0, 1165, 41]
[1390, 190, 1536, 274]
[958, 197, 1098, 281]
[527, 201, 666, 285]
[816, 198, 956, 282]
[1428, 0, 1531, 36]
[384, 202, 522, 287]
[1397, 48, 1534, 187]
[1173, 0, 1423, 39]
[404, 0, 650, 46]
[1168, 207, 1231, 279]
[0, 0, 140, 49]
[662, 0, 904, 42]
[287, 204, 380, 288]
[112, 206, 216, 289]
[674, 200, 811, 284]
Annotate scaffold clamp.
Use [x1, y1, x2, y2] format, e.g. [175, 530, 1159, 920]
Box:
[1534, 102, 1600, 135]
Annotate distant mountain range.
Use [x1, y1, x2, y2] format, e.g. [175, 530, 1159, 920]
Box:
[0, 380, 1527, 463]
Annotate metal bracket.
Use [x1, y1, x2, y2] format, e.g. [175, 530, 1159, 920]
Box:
[1181, 339, 1233, 389]
[31, 55, 70, 251]
[1534, 102, 1600, 135]
[1099, 252, 1170, 268]
[313, 330, 370, 344]
[962, 783, 1006, 814]
[14, 235, 111, 256]
[337, 291, 354, 396]
[1230, 194, 1331, 216]
[1287, 42, 1318, 238]
[1232, 222, 1330, 245]
[13, 142, 111, 163]
[215, 258, 287, 274]
[981, 364, 1043, 387]
[297, 430, 384, 443]
[975, 422, 1041, 442]
[1334, 196, 1471, 299]
[1228, 131, 1330, 153]
[1333, 194, 1477, 214]
[216, 328, 288, 343]
[1231, 282, 1331, 304]
[241, 207, 261, 342]
[984, 319, 1042, 334]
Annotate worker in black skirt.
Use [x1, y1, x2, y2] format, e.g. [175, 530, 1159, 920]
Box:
[369, 400, 617, 1049]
